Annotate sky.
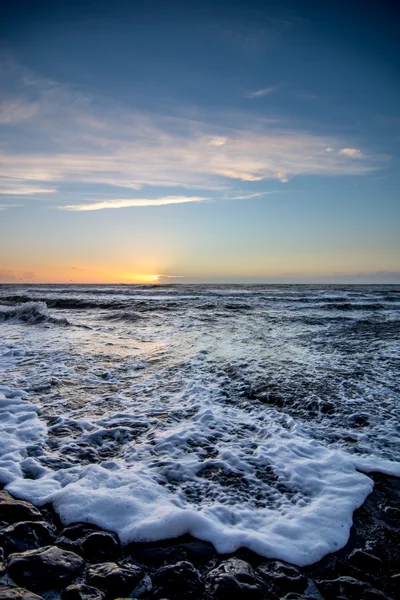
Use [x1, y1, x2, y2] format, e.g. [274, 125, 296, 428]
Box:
[0, 0, 399, 284]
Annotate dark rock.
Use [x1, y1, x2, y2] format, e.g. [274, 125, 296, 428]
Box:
[383, 506, 400, 521]
[317, 576, 369, 599]
[347, 549, 383, 573]
[258, 560, 307, 594]
[280, 595, 314, 600]
[152, 560, 202, 599]
[347, 412, 370, 427]
[7, 545, 85, 588]
[62, 583, 106, 600]
[320, 401, 335, 414]
[363, 589, 391, 600]
[60, 523, 103, 541]
[128, 538, 215, 566]
[81, 531, 120, 562]
[87, 561, 144, 596]
[206, 558, 265, 599]
[0, 586, 44, 599]
[0, 491, 42, 524]
[0, 521, 56, 555]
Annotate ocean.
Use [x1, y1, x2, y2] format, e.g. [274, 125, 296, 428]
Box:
[0, 284, 399, 567]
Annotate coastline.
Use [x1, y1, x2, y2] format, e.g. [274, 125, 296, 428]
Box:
[0, 472, 398, 599]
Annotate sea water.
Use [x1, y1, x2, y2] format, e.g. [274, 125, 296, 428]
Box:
[0, 284, 399, 566]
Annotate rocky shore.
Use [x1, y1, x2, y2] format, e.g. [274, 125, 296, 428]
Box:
[0, 472, 398, 600]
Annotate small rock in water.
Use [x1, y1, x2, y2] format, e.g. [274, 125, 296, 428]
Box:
[152, 560, 202, 599]
[0, 521, 56, 555]
[87, 561, 144, 596]
[7, 545, 85, 588]
[258, 560, 307, 594]
[0, 491, 42, 524]
[62, 583, 106, 600]
[206, 558, 265, 599]
[0, 586, 44, 599]
[347, 549, 383, 573]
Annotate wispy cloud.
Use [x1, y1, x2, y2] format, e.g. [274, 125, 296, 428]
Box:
[231, 191, 279, 200]
[0, 60, 385, 199]
[0, 203, 23, 210]
[0, 186, 57, 195]
[61, 196, 209, 211]
[246, 85, 280, 98]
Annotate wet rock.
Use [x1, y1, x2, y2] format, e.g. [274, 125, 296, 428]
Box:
[280, 595, 314, 600]
[87, 561, 144, 596]
[363, 589, 390, 600]
[62, 583, 106, 600]
[0, 491, 42, 524]
[206, 558, 265, 599]
[258, 560, 307, 594]
[60, 523, 103, 541]
[81, 531, 121, 562]
[152, 560, 202, 599]
[7, 545, 85, 588]
[347, 412, 370, 427]
[320, 401, 335, 414]
[347, 549, 383, 573]
[0, 586, 44, 599]
[0, 521, 56, 555]
[383, 506, 400, 521]
[317, 576, 370, 599]
[127, 538, 215, 566]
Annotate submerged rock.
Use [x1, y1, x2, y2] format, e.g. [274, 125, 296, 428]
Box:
[62, 583, 106, 600]
[206, 558, 265, 599]
[7, 545, 84, 588]
[258, 560, 307, 594]
[152, 560, 202, 598]
[0, 586, 44, 599]
[0, 521, 56, 555]
[347, 549, 383, 573]
[316, 575, 387, 599]
[87, 561, 144, 596]
[0, 491, 42, 524]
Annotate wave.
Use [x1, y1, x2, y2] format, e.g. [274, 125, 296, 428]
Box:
[0, 302, 72, 326]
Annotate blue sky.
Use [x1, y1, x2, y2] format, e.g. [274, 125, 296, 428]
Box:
[0, 0, 399, 283]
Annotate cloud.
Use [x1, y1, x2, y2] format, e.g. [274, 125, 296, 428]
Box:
[0, 186, 57, 195]
[0, 99, 39, 124]
[246, 85, 280, 98]
[231, 191, 279, 200]
[339, 148, 364, 159]
[0, 61, 384, 196]
[0, 269, 16, 281]
[61, 196, 209, 211]
[0, 203, 23, 210]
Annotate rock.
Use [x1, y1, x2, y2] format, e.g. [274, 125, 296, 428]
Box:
[127, 538, 215, 565]
[0, 586, 44, 599]
[347, 549, 383, 573]
[280, 595, 314, 600]
[383, 506, 400, 521]
[206, 558, 265, 599]
[60, 523, 103, 541]
[317, 576, 369, 599]
[0, 521, 56, 555]
[57, 524, 120, 562]
[258, 560, 307, 594]
[7, 545, 85, 588]
[87, 562, 144, 596]
[81, 531, 121, 562]
[62, 583, 106, 600]
[347, 412, 370, 427]
[0, 491, 42, 524]
[152, 560, 202, 599]
[363, 589, 391, 599]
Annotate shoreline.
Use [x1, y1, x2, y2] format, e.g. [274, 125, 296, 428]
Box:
[0, 472, 398, 599]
